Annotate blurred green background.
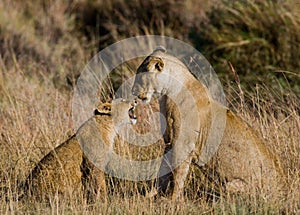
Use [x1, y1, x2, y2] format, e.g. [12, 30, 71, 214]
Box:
[0, 0, 299, 94]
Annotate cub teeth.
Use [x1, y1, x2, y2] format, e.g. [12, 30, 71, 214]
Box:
[130, 118, 137, 125]
[128, 105, 137, 124]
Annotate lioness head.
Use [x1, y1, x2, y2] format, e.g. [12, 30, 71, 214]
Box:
[94, 98, 137, 125]
[132, 47, 170, 103]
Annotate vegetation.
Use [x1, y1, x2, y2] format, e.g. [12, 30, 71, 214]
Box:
[0, 0, 299, 214]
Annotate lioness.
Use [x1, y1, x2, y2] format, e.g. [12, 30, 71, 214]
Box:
[132, 48, 285, 200]
[23, 99, 137, 200]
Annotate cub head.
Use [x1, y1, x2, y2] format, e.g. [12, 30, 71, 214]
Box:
[132, 47, 169, 103]
[94, 98, 137, 126]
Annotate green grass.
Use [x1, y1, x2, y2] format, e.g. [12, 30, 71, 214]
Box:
[191, 0, 300, 93]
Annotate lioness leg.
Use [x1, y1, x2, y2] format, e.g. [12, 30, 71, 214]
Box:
[171, 154, 194, 200]
[157, 150, 173, 195]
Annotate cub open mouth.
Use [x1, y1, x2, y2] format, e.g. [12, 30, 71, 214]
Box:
[128, 105, 137, 124]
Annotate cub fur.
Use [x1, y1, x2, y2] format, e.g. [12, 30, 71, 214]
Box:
[23, 99, 136, 201]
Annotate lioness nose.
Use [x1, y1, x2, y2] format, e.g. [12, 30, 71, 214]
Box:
[132, 86, 138, 96]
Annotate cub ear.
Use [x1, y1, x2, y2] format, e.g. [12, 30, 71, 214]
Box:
[94, 103, 112, 115]
[149, 57, 164, 72]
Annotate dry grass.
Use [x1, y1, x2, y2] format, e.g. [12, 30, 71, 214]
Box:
[0, 0, 299, 214]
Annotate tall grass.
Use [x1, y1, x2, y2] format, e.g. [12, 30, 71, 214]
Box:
[0, 0, 299, 214]
[192, 0, 300, 93]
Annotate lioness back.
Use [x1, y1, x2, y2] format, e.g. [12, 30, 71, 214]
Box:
[213, 109, 285, 196]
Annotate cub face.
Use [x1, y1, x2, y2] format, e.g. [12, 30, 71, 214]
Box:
[94, 98, 137, 126]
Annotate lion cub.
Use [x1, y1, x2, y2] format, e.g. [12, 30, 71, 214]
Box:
[22, 99, 136, 201]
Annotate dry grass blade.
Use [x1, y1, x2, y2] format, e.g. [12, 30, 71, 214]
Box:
[0, 0, 299, 214]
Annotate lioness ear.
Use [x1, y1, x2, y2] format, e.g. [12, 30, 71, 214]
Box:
[155, 59, 164, 72]
[94, 103, 112, 115]
[149, 57, 164, 72]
